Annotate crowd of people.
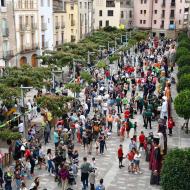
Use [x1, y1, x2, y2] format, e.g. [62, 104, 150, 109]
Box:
[0, 35, 177, 190]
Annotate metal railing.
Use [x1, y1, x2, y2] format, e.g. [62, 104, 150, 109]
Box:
[3, 50, 14, 59]
[31, 23, 37, 31]
[55, 22, 60, 29]
[41, 23, 47, 31]
[2, 28, 9, 37]
[20, 44, 39, 53]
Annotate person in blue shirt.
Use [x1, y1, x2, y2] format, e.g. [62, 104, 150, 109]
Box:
[54, 130, 59, 148]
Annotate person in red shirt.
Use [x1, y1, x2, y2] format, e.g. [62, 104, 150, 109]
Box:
[118, 144, 124, 168]
[124, 109, 130, 122]
[139, 131, 145, 151]
[127, 148, 135, 172]
[168, 117, 175, 136]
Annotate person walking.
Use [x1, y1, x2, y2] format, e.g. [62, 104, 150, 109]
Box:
[168, 117, 175, 136]
[59, 164, 69, 190]
[4, 167, 12, 190]
[98, 134, 106, 155]
[118, 144, 124, 169]
[47, 149, 54, 175]
[80, 157, 92, 190]
[139, 131, 145, 151]
[106, 114, 113, 132]
[89, 168, 96, 190]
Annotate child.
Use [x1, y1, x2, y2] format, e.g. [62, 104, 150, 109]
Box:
[89, 169, 96, 190]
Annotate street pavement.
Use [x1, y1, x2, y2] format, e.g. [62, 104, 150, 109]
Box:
[19, 54, 190, 190]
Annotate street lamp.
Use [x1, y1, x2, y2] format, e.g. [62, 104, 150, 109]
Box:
[52, 69, 64, 89]
[20, 85, 33, 138]
[87, 51, 95, 67]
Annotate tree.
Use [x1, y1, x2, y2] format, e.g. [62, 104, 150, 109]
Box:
[109, 54, 120, 64]
[178, 40, 190, 50]
[160, 148, 190, 190]
[178, 32, 188, 42]
[175, 47, 189, 61]
[177, 66, 190, 79]
[177, 74, 190, 92]
[96, 60, 107, 69]
[37, 95, 73, 117]
[177, 54, 190, 67]
[80, 71, 93, 84]
[65, 82, 82, 94]
[174, 90, 190, 128]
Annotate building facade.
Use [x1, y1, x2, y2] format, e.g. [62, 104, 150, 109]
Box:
[134, 0, 189, 38]
[38, 0, 54, 53]
[93, 0, 121, 30]
[0, 0, 17, 67]
[14, 0, 40, 67]
[120, 0, 134, 29]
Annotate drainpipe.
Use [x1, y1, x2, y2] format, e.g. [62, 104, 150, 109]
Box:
[12, 0, 18, 67]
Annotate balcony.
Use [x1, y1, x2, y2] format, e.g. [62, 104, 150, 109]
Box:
[2, 28, 9, 37]
[55, 22, 60, 29]
[3, 50, 14, 60]
[170, 15, 175, 19]
[19, 25, 26, 32]
[61, 23, 65, 29]
[20, 44, 39, 54]
[31, 23, 37, 31]
[41, 23, 47, 31]
[161, 14, 165, 19]
[42, 41, 49, 49]
[106, 0, 115, 7]
[71, 20, 75, 26]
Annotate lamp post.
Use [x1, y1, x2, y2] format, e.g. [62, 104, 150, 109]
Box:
[87, 51, 95, 67]
[20, 85, 33, 138]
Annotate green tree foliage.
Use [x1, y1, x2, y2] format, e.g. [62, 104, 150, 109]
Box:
[96, 60, 107, 69]
[178, 32, 189, 42]
[80, 71, 93, 84]
[175, 47, 189, 61]
[109, 54, 120, 64]
[177, 66, 190, 79]
[177, 74, 190, 92]
[1, 65, 51, 89]
[174, 90, 190, 120]
[0, 130, 22, 141]
[65, 83, 82, 93]
[177, 54, 190, 67]
[178, 40, 190, 50]
[0, 84, 20, 108]
[160, 148, 190, 190]
[37, 95, 73, 117]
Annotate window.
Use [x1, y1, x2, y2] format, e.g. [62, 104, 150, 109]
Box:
[1, 0, 5, 6]
[144, 0, 147, 3]
[106, 20, 109, 27]
[161, 20, 164, 28]
[155, 0, 158, 3]
[179, 9, 181, 13]
[162, 10, 165, 18]
[140, 10, 143, 14]
[121, 11, 124, 18]
[99, 20, 102, 28]
[144, 10, 146, 14]
[154, 10, 157, 14]
[85, 2, 87, 8]
[108, 10, 114, 16]
[179, 20, 181, 25]
[41, 0, 43, 6]
[140, 20, 142, 24]
[170, 10, 175, 18]
[154, 20, 156, 24]
[129, 10, 132, 18]
[80, 2, 82, 8]
[185, 8, 189, 12]
[61, 32, 64, 44]
[141, 0, 143, 3]
[25, 0, 28, 8]
[47, 0, 50, 7]
[170, 20, 174, 24]
[180, 0, 182, 2]
[99, 10, 102, 16]
[25, 16, 29, 25]
[143, 20, 146, 24]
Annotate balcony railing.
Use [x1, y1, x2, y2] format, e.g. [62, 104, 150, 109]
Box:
[20, 44, 39, 53]
[55, 22, 60, 29]
[42, 41, 49, 49]
[3, 50, 14, 60]
[71, 20, 75, 26]
[170, 15, 175, 19]
[41, 23, 47, 31]
[61, 23, 65, 29]
[31, 23, 37, 31]
[19, 25, 26, 32]
[2, 28, 9, 37]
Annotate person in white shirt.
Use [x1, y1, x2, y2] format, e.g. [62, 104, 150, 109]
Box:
[18, 120, 24, 134]
[134, 150, 142, 174]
